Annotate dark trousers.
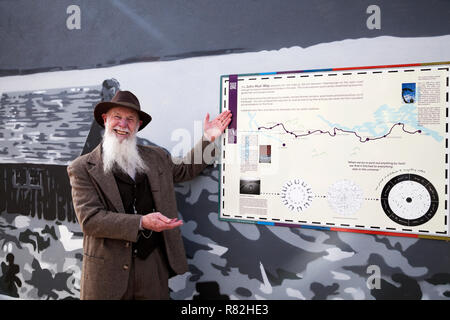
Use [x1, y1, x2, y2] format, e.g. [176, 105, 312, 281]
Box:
[121, 246, 170, 300]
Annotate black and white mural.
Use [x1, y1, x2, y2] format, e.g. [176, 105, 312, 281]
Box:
[1, 0, 450, 300]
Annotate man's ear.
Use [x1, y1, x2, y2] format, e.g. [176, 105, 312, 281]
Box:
[139, 120, 143, 127]
[102, 113, 108, 125]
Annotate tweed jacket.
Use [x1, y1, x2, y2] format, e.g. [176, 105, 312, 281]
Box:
[67, 138, 214, 300]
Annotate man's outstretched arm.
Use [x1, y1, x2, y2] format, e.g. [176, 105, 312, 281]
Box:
[169, 110, 232, 183]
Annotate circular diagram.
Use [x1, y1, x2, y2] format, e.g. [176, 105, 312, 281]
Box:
[280, 179, 314, 212]
[327, 179, 364, 216]
[380, 174, 439, 226]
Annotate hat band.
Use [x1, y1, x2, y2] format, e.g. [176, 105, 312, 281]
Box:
[111, 101, 140, 111]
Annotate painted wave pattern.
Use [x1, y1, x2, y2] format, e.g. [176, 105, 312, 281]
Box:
[0, 87, 100, 165]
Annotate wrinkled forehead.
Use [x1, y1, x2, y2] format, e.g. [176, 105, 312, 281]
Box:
[106, 106, 139, 119]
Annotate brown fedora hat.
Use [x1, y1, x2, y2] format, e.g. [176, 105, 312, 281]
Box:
[94, 90, 152, 131]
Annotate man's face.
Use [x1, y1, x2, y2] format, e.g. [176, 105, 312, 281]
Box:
[102, 106, 142, 143]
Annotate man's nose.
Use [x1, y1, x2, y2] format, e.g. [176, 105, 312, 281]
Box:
[119, 118, 128, 127]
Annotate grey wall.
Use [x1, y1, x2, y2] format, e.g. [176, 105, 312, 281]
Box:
[1, 0, 449, 75]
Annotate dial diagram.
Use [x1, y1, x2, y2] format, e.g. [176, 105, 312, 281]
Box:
[380, 174, 439, 226]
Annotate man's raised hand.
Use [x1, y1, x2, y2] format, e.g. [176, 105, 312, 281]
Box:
[203, 110, 232, 142]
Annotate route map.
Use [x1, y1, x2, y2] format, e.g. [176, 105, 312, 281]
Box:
[219, 63, 450, 239]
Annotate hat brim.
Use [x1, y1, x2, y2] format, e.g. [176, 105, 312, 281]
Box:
[94, 101, 152, 131]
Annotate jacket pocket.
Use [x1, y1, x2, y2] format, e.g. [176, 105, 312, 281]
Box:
[82, 253, 105, 284]
[83, 252, 104, 263]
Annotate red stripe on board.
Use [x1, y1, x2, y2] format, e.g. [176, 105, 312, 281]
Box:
[330, 227, 419, 238]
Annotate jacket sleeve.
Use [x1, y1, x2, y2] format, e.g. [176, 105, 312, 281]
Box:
[67, 160, 141, 243]
[169, 137, 216, 183]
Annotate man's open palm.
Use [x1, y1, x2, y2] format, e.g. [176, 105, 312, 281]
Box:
[141, 212, 183, 232]
[204, 110, 232, 142]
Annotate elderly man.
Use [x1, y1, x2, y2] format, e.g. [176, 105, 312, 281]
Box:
[67, 90, 231, 300]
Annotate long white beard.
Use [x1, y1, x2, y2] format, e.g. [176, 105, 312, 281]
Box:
[102, 126, 147, 180]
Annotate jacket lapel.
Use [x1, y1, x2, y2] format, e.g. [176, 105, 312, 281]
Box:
[86, 144, 125, 213]
[139, 146, 162, 211]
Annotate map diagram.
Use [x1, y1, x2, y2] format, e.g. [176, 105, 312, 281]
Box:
[219, 63, 450, 239]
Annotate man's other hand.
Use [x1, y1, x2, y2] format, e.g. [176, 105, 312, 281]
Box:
[141, 212, 183, 232]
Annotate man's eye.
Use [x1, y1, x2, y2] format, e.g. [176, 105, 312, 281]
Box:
[114, 116, 121, 119]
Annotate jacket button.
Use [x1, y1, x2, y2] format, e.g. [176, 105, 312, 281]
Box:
[123, 264, 129, 270]
[125, 242, 130, 247]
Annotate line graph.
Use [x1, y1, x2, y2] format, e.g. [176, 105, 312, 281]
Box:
[257, 122, 422, 143]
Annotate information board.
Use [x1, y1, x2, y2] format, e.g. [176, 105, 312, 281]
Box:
[219, 62, 450, 240]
